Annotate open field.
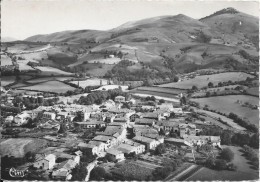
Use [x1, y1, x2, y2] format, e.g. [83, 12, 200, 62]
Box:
[159, 72, 254, 89]
[191, 95, 259, 126]
[88, 57, 121, 64]
[17, 60, 36, 71]
[18, 80, 76, 93]
[1, 55, 13, 66]
[35, 66, 74, 76]
[133, 93, 180, 103]
[58, 93, 89, 104]
[27, 76, 75, 83]
[186, 146, 259, 181]
[130, 89, 180, 99]
[93, 85, 128, 91]
[137, 86, 185, 95]
[1, 76, 16, 86]
[196, 109, 246, 131]
[84, 64, 114, 77]
[245, 87, 259, 96]
[69, 78, 108, 87]
[0, 138, 48, 158]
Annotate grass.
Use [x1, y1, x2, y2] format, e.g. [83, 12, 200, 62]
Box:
[187, 145, 259, 181]
[130, 89, 180, 99]
[1, 76, 16, 86]
[1, 55, 13, 66]
[18, 80, 76, 93]
[159, 72, 254, 89]
[245, 87, 259, 96]
[191, 95, 259, 126]
[88, 57, 121, 64]
[136, 87, 185, 95]
[35, 66, 73, 76]
[27, 76, 74, 83]
[69, 78, 108, 87]
[0, 138, 47, 158]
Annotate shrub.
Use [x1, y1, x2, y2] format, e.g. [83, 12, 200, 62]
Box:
[214, 159, 227, 170]
[155, 143, 166, 155]
[220, 148, 234, 162]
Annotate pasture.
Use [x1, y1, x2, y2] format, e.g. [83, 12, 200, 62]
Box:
[35, 66, 74, 76]
[130, 88, 181, 100]
[27, 76, 75, 83]
[191, 95, 259, 126]
[1, 55, 13, 66]
[17, 60, 36, 71]
[70, 78, 108, 88]
[137, 87, 185, 95]
[159, 72, 254, 89]
[1, 76, 16, 86]
[88, 57, 121, 64]
[0, 138, 47, 158]
[246, 87, 259, 96]
[18, 80, 76, 93]
[132, 93, 180, 103]
[93, 85, 128, 91]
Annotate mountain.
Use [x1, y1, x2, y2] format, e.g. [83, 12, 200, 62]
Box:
[23, 8, 259, 76]
[1, 36, 18, 42]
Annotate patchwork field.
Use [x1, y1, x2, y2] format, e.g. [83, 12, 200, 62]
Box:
[191, 95, 259, 126]
[1, 55, 13, 66]
[35, 66, 74, 76]
[0, 138, 48, 158]
[27, 76, 75, 83]
[17, 60, 38, 71]
[1, 76, 16, 86]
[69, 78, 108, 87]
[130, 89, 180, 99]
[137, 87, 185, 95]
[159, 72, 254, 89]
[133, 93, 180, 103]
[245, 87, 259, 96]
[18, 80, 76, 93]
[93, 85, 128, 91]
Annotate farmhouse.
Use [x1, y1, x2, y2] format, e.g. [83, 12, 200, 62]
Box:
[78, 142, 99, 155]
[135, 118, 155, 126]
[33, 154, 56, 170]
[74, 121, 106, 129]
[179, 124, 196, 138]
[114, 96, 125, 103]
[106, 148, 125, 161]
[43, 111, 56, 120]
[183, 135, 221, 147]
[123, 140, 145, 154]
[132, 136, 159, 150]
[164, 138, 192, 147]
[14, 112, 30, 125]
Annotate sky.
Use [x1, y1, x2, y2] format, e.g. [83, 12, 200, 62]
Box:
[1, 0, 259, 40]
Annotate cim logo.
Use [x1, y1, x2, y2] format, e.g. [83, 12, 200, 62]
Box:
[9, 167, 28, 178]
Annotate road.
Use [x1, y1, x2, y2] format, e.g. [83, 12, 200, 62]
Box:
[165, 164, 202, 181]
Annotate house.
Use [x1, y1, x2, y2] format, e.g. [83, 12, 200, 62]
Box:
[183, 135, 221, 147]
[133, 125, 158, 136]
[33, 154, 56, 170]
[157, 121, 179, 132]
[123, 140, 145, 154]
[74, 121, 106, 129]
[179, 124, 196, 138]
[172, 108, 184, 116]
[106, 148, 125, 161]
[52, 169, 71, 181]
[14, 112, 31, 125]
[114, 117, 128, 123]
[43, 111, 56, 120]
[141, 112, 161, 121]
[92, 135, 116, 147]
[52, 159, 77, 180]
[135, 118, 155, 126]
[88, 140, 107, 152]
[39, 120, 60, 130]
[77, 142, 99, 155]
[142, 133, 164, 144]
[132, 136, 159, 150]
[164, 138, 192, 147]
[114, 96, 125, 103]
[108, 122, 127, 128]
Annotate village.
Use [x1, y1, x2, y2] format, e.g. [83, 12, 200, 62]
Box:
[0, 86, 231, 181]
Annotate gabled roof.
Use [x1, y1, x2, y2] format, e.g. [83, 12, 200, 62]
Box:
[133, 136, 155, 144]
[88, 140, 105, 147]
[106, 148, 123, 156]
[93, 135, 114, 142]
[135, 118, 155, 124]
[142, 112, 158, 118]
[179, 124, 196, 129]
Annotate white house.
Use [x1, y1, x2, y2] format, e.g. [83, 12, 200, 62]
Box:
[33, 154, 56, 170]
[14, 112, 30, 125]
[114, 96, 126, 103]
[106, 148, 125, 161]
[43, 111, 56, 120]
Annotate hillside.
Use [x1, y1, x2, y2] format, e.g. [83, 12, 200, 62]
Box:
[21, 8, 259, 78]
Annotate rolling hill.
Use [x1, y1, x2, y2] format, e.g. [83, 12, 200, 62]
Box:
[22, 8, 259, 77]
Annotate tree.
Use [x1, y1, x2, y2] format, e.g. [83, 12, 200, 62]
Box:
[25, 151, 36, 162]
[192, 85, 198, 91]
[159, 99, 165, 104]
[214, 159, 227, 170]
[249, 133, 259, 149]
[159, 128, 165, 136]
[58, 123, 67, 134]
[205, 155, 215, 168]
[206, 91, 211, 97]
[155, 143, 166, 155]
[90, 167, 106, 181]
[220, 148, 234, 162]
[71, 162, 88, 181]
[220, 130, 233, 145]
[208, 82, 214, 88]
